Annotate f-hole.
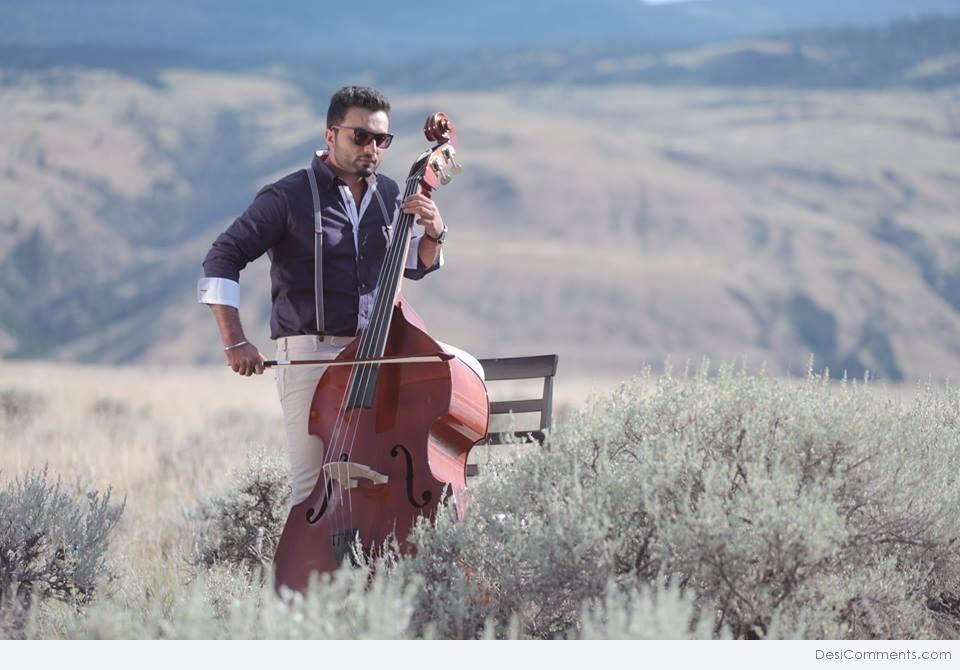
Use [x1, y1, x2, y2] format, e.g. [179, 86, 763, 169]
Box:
[306, 453, 349, 524]
[390, 444, 432, 508]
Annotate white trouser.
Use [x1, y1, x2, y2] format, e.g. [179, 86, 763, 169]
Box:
[275, 334, 484, 505]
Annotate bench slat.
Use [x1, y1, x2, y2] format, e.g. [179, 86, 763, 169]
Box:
[490, 399, 544, 414]
[469, 354, 558, 478]
[478, 354, 559, 381]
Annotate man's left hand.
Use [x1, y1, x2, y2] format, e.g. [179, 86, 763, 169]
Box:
[402, 194, 444, 239]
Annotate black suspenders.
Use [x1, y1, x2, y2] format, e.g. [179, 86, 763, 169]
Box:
[305, 166, 326, 337]
[373, 186, 391, 231]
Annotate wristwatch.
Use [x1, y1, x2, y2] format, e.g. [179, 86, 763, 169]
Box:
[424, 223, 447, 245]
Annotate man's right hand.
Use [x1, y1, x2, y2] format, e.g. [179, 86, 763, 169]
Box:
[226, 343, 265, 376]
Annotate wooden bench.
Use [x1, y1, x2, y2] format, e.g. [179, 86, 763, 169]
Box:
[466, 354, 559, 477]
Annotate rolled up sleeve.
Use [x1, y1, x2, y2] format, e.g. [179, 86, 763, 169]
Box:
[197, 277, 240, 307]
[199, 186, 287, 303]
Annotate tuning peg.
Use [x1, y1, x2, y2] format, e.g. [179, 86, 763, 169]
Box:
[431, 157, 453, 185]
[442, 146, 463, 175]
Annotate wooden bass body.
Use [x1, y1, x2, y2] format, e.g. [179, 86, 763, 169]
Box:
[273, 298, 489, 591]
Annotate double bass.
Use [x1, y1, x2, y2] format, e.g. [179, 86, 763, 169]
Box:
[273, 114, 489, 592]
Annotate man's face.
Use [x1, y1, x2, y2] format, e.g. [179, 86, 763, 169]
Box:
[325, 106, 390, 178]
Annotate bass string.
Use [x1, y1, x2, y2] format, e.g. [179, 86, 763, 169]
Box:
[335, 171, 421, 528]
[319, 171, 418, 533]
[323, 174, 413, 464]
[337, 170, 424, 525]
[328, 167, 425, 529]
[336, 170, 420, 453]
[356, 171, 422, 364]
[345, 170, 423, 422]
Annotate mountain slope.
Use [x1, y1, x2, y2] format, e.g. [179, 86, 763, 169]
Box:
[375, 16, 960, 90]
[4, 0, 959, 63]
[2, 68, 959, 381]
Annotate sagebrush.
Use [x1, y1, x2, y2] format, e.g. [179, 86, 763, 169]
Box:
[0, 466, 124, 635]
[6, 363, 960, 639]
[192, 450, 290, 573]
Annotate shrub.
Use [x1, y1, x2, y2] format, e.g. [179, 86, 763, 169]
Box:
[400, 363, 960, 639]
[0, 466, 124, 635]
[53, 558, 419, 639]
[577, 580, 727, 639]
[90, 397, 129, 419]
[192, 450, 290, 573]
[32, 364, 960, 639]
[0, 389, 44, 424]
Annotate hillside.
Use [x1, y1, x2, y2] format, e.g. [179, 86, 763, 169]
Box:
[3, 0, 959, 66]
[7, 15, 960, 95]
[377, 16, 960, 90]
[2, 68, 959, 381]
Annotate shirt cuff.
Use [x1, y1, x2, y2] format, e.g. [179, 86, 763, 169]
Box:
[407, 231, 444, 270]
[197, 277, 240, 308]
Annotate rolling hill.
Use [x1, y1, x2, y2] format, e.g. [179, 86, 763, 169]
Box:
[3, 0, 959, 65]
[2, 64, 958, 381]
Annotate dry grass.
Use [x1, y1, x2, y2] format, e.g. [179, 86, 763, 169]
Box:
[1, 360, 956, 639]
[0, 359, 917, 559]
[0, 360, 627, 563]
[0, 360, 619, 635]
[0, 361, 283, 577]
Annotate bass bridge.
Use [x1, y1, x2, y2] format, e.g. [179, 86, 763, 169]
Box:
[321, 461, 389, 490]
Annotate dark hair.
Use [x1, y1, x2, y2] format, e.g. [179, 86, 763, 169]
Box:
[326, 86, 391, 128]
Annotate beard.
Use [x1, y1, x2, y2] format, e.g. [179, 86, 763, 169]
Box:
[330, 140, 378, 177]
[352, 151, 378, 177]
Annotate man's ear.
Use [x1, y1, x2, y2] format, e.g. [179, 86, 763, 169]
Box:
[324, 126, 335, 148]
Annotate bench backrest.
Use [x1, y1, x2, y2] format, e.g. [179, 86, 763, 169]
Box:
[478, 354, 559, 445]
[468, 354, 559, 476]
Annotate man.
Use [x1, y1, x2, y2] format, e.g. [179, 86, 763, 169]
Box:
[198, 85, 479, 508]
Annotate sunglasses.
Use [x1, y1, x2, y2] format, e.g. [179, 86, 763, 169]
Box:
[331, 125, 394, 149]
